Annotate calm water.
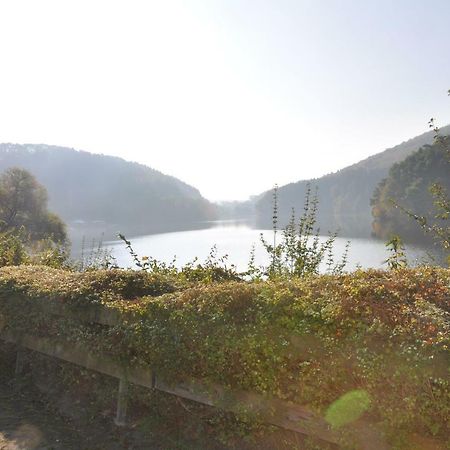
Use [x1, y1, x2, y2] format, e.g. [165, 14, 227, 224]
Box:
[102, 222, 428, 272]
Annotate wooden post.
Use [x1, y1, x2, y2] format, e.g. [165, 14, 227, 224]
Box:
[15, 346, 25, 376]
[114, 377, 128, 426]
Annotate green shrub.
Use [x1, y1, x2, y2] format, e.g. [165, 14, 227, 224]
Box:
[0, 230, 29, 267]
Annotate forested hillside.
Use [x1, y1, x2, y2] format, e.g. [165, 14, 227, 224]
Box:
[371, 141, 450, 243]
[254, 125, 450, 237]
[0, 144, 216, 238]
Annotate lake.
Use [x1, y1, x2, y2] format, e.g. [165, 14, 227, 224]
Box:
[100, 221, 429, 272]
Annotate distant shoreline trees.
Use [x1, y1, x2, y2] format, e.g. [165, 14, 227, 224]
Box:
[0, 167, 67, 243]
[370, 141, 449, 244]
[0, 167, 68, 267]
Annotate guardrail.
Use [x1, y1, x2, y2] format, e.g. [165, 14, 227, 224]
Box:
[1, 296, 338, 445]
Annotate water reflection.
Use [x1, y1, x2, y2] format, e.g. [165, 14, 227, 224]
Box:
[99, 224, 429, 272]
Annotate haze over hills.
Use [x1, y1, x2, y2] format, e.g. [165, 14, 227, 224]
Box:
[0, 144, 216, 242]
[254, 124, 450, 237]
[1, 123, 448, 245]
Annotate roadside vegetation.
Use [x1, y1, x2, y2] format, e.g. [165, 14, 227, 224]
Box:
[1, 264, 448, 449]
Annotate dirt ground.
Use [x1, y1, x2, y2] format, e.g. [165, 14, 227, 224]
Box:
[0, 356, 81, 449]
[0, 377, 84, 450]
[0, 347, 148, 450]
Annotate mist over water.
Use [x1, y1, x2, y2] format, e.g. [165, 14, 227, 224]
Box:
[100, 221, 429, 272]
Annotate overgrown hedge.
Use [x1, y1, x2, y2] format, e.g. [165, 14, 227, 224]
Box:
[0, 266, 449, 448]
[0, 265, 181, 304]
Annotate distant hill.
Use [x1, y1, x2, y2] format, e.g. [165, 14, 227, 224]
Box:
[255, 125, 450, 237]
[0, 144, 216, 240]
[371, 140, 450, 243]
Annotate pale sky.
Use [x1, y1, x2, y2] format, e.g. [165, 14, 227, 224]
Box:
[0, 0, 449, 201]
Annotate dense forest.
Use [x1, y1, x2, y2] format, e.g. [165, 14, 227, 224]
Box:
[0, 144, 216, 240]
[371, 140, 450, 243]
[254, 125, 450, 237]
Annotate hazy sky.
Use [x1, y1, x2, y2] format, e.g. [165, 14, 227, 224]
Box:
[0, 0, 449, 201]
